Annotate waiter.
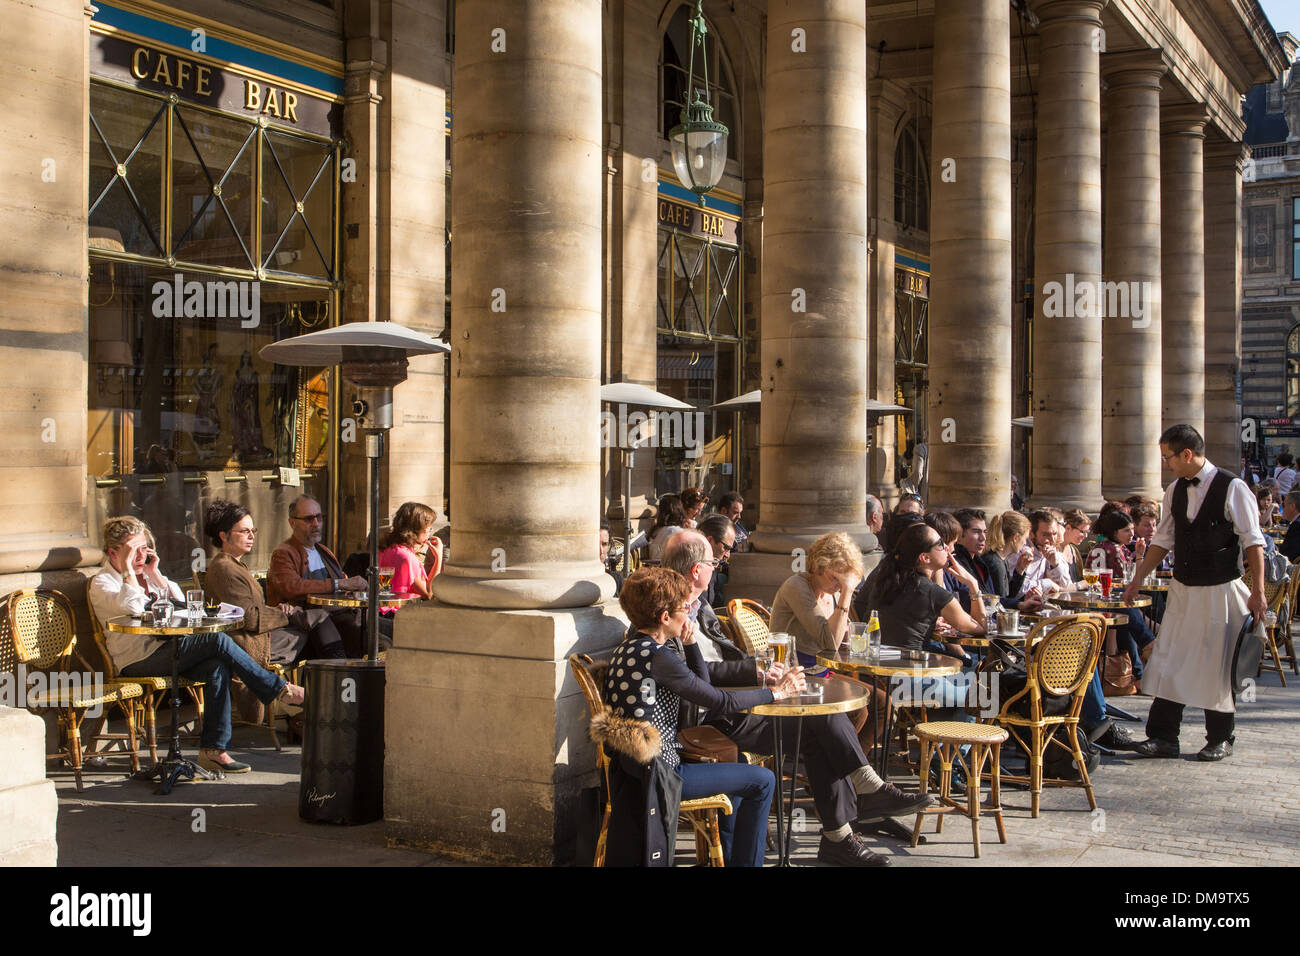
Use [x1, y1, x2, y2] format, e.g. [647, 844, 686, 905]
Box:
[1121, 424, 1267, 762]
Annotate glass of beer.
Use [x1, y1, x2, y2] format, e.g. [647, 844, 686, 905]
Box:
[768, 633, 792, 666]
[379, 566, 396, 593]
[1098, 568, 1113, 599]
[1083, 568, 1100, 596]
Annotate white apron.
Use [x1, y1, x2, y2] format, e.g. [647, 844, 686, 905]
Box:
[1141, 578, 1246, 713]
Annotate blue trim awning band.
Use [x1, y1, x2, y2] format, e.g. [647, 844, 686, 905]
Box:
[657, 178, 742, 219]
[93, 2, 344, 96]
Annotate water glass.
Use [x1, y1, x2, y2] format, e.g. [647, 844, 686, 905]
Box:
[151, 598, 173, 626]
[186, 589, 204, 620]
[757, 650, 774, 684]
[868, 630, 882, 662]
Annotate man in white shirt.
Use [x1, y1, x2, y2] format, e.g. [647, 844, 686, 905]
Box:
[1121, 425, 1267, 762]
[1015, 511, 1074, 598]
[1273, 453, 1297, 494]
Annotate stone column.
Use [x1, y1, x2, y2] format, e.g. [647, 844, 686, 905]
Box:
[1203, 140, 1248, 470]
[1027, 0, 1106, 510]
[1100, 52, 1165, 500]
[751, 0, 869, 552]
[867, 76, 908, 509]
[926, 0, 1012, 516]
[386, 0, 627, 865]
[1160, 104, 1210, 435]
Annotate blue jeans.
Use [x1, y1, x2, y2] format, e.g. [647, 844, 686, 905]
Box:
[121, 633, 287, 751]
[1080, 669, 1107, 731]
[677, 760, 774, 867]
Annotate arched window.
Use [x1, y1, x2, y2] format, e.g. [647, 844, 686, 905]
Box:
[894, 122, 929, 231]
[660, 3, 739, 162]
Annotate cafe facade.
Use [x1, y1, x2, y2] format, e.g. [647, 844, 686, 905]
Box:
[0, 0, 1285, 864]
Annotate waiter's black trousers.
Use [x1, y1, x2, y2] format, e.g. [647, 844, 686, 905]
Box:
[709, 711, 864, 830]
[1146, 696, 1235, 746]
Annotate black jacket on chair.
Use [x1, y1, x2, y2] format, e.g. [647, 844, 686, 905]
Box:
[590, 711, 682, 867]
[1281, 517, 1300, 562]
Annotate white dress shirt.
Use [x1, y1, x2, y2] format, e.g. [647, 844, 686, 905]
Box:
[1014, 543, 1073, 597]
[1151, 459, 1266, 560]
[87, 559, 184, 671]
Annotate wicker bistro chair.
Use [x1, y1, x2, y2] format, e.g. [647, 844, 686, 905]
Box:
[983, 613, 1107, 818]
[569, 653, 732, 867]
[1279, 566, 1300, 676]
[725, 599, 771, 657]
[1250, 570, 1292, 686]
[5, 589, 143, 790]
[89, 609, 205, 764]
[910, 721, 1009, 858]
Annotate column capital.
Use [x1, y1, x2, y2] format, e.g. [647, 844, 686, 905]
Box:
[1160, 102, 1211, 136]
[1204, 139, 1250, 171]
[1027, 0, 1107, 25]
[1100, 49, 1168, 87]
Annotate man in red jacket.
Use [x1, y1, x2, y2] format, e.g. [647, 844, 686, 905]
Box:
[268, 495, 369, 656]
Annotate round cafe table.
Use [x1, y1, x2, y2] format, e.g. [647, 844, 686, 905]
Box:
[819, 646, 964, 792]
[105, 610, 244, 795]
[1053, 594, 1151, 611]
[745, 676, 867, 867]
[308, 592, 419, 610]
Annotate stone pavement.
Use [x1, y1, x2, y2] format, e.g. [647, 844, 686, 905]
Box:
[53, 668, 1298, 867]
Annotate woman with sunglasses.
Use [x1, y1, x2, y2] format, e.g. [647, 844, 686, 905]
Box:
[204, 499, 347, 672]
[595, 566, 802, 866]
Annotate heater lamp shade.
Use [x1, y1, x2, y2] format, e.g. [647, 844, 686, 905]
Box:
[259, 321, 450, 367]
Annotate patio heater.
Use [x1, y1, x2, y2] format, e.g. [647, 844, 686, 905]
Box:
[599, 382, 692, 575]
[260, 321, 448, 824]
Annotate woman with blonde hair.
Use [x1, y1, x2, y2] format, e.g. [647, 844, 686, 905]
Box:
[770, 532, 865, 663]
[982, 510, 1041, 609]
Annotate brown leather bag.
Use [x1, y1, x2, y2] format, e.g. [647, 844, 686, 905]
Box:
[676, 725, 739, 763]
[1101, 630, 1137, 696]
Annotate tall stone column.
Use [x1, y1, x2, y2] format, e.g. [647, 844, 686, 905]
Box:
[1028, 0, 1106, 510]
[926, 0, 1012, 516]
[386, 0, 627, 865]
[1160, 104, 1209, 435]
[1100, 52, 1165, 500]
[751, 0, 869, 552]
[1204, 140, 1247, 470]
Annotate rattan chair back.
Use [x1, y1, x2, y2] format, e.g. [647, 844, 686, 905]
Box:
[1032, 615, 1104, 698]
[6, 588, 77, 670]
[88, 610, 121, 680]
[726, 599, 771, 656]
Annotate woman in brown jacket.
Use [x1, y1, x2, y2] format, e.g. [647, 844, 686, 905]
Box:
[203, 499, 347, 668]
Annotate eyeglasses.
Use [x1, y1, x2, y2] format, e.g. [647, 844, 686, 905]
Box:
[697, 558, 722, 568]
[714, 540, 734, 557]
[291, 513, 324, 523]
[231, 527, 257, 536]
[925, 539, 945, 551]
[673, 602, 693, 613]
[1160, 451, 1182, 463]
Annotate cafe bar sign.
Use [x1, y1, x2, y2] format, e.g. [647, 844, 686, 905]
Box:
[90, 33, 340, 138]
[657, 196, 739, 245]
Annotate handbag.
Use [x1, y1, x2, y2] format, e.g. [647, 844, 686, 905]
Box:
[676, 725, 739, 763]
[1101, 628, 1137, 696]
[1231, 614, 1267, 699]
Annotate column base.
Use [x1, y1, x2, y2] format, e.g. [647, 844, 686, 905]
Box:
[384, 600, 629, 864]
[431, 564, 614, 610]
[747, 526, 877, 555]
[0, 707, 58, 866]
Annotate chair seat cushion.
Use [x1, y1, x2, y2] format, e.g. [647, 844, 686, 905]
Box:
[29, 681, 143, 709]
[915, 721, 1008, 745]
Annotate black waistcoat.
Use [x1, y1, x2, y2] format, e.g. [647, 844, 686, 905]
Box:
[1171, 469, 1239, 587]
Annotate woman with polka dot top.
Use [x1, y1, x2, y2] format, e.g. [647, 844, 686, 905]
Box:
[603, 566, 805, 866]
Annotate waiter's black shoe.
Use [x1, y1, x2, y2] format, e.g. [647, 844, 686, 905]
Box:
[1196, 740, 1233, 762]
[817, 831, 890, 867]
[1131, 737, 1180, 758]
[1096, 723, 1142, 751]
[856, 783, 933, 822]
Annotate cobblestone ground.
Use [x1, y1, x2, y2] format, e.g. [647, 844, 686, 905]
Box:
[54, 666, 1298, 867]
[708, 665, 1300, 867]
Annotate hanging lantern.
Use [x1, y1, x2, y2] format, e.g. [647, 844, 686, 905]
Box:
[668, 0, 729, 203]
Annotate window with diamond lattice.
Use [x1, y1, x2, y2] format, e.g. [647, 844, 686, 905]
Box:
[89, 80, 337, 279]
[657, 231, 740, 341]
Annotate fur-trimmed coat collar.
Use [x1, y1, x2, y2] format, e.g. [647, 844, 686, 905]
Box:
[589, 710, 661, 764]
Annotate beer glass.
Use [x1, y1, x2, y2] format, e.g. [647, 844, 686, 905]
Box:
[768, 633, 792, 666]
[1098, 568, 1113, 599]
[379, 566, 396, 593]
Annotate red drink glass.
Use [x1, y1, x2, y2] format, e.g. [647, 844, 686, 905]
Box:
[1098, 568, 1113, 598]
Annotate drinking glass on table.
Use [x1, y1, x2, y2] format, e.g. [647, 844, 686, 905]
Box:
[186, 589, 204, 620]
[1082, 567, 1100, 597]
[768, 633, 793, 667]
[150, 597, 173, 626]
[848, 622, 870, 658]
[756, 646, 774, 684]
[1098, 568, 1113, 599]
[379, 565, 396, 593]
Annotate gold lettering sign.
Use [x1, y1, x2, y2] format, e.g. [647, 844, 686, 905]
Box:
[657, 196, 739, 244]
